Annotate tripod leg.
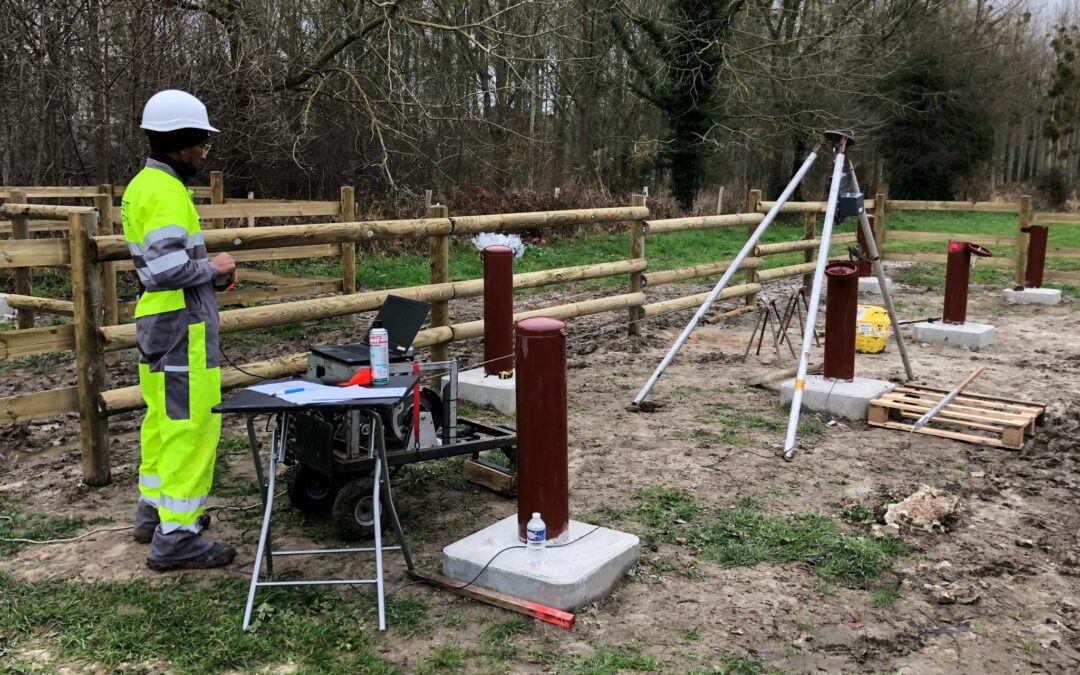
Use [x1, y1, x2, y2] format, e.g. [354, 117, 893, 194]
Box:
[633, 143, 825, 406]
[845, 162, 914, 381]
[773, 300, 795, 359]
[743, 308, 764, 360]
[783, 143, 850, 461]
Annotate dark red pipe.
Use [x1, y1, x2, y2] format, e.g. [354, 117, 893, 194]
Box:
[1022, 225, 1048, 289]
[515, 317, 569, 542]
[824, 261, 859, 381]
[855, 214, 874, 277]
[482, 245, 514, 375]
[943, 241, 993, 325]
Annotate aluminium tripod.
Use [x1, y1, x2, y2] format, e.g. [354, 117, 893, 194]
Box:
[632, 131, 914, 460]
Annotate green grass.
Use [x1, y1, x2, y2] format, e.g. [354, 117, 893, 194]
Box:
[567, 644, 661, 673]
[692, 403, 824, 446]
[481, 615, 528, 661]
[0, 496, 99, 557]
[869, 581, 902, 607]
[416, 645, 469, 673]
[631, 490, 906, 588]
[837, 504, 876, 525]
[0, 572, 397, 673]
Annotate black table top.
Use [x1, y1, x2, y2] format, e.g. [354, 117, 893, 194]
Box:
[213, 375, 419, 415]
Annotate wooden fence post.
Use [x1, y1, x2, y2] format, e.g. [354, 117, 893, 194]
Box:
[9, 190, 34, 329]
[746, 189, 762, 306]
[69, 211, 111, 486]
[628, 194, 646, 337]
[428, 204, 450, 364]
[95, 185, 118, 328]
[874, 192, 886, 255]
[340, 186, 357, 294]
[802, 211, 815, 289]
[1016, 195, 1031, 287]
[210, 170, 224, 230]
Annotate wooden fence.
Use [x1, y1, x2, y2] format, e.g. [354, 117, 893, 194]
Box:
[3, 187, 1078, 486]
[0, 195, 855, 486]
[0, 173, 355, 332]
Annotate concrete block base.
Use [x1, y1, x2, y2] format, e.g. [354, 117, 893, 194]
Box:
[443, 515, 639, 611]
[911, 321, 995, 348]
[1003, 287, 1062, 305]
[858, 276, 893, 296]
[449, 367, 516, 416]
[780, 375, 895, 421]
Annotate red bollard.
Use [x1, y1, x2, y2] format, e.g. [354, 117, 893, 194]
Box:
[855, 215, 874, 277]
[943, 241, 993, 325]
[823, 261, 859, 381]
[515, 317, 569, 542]
[483, 245, 514, 375]
[1021, 225, 1048, 288]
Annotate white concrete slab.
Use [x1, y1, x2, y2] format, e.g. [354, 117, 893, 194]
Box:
[447, 367, 516, 416]
[443, 515, 639, 611]
[911, 321, 995, 349]
[858, 276, 893, 296]
[0, 294, 13, 319]
[780, 375, 895, 421]
[1003, 287, 1062, 305]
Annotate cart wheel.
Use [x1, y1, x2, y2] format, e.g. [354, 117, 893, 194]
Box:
[286, 466, 338, 514]
[332, 478, 380, 540]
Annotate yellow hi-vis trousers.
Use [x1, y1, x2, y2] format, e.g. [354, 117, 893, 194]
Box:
[137, 321, 221, 532]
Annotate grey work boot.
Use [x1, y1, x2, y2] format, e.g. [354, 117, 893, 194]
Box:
[133, 501, 211, 544]
[146, 529, 236, 572]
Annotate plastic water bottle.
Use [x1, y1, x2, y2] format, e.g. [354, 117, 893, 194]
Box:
[526, 512, 546, 566]
[369, 320, 389, 385]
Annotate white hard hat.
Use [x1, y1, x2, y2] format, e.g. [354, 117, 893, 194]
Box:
[140, 89, 219, 133]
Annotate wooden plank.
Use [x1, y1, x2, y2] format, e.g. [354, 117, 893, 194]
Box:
[0, 186, 101, 198]
[117, 281, 343, 317]
[0, 239, 71, 267]
[867, 419, 1014, 449]
[112, 243, 341, 272]
[0, 219, 74, 233]
[209, 171, 225, 230]
[646, 212, 763, 234]
[876, 393, 1035, 427]
[0, 324, 76, 358]
[891, 384, 1044, 412]
[628, 194, 645, 337]
[9, 191, 34, 329]
[886, 231, 1017, 247]
[428, 204, 450, 364]
[882, 252, 1015, 269]
[1031, 212, 1080, 224]
[68, 211, 111, 485]
[237, 269, 342, 285]
[0, 386, 79, 423]
[340, 186, 356, 294]
[463, 459, 516, 496]
[890, 408, 1009, 434]
[756, 199, 877, 213]
[0, 204, 95, 218]
[887, 200, 1020, 213]
[407, 569, 574, 629]
[3, 295, 75, 316]
[194, 201, 341, 219]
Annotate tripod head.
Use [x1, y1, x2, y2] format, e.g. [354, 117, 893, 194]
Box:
[822, 129, 856, 148]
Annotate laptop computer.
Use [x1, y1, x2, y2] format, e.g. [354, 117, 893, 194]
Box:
[309, 295, 432, 365]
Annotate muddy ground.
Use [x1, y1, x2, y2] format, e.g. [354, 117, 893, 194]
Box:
[2, 265, 1079, 673]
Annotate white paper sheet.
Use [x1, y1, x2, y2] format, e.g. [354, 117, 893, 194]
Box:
[246, 380, 407, 404]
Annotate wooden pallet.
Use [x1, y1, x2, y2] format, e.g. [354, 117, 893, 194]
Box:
[867, 384, 1045, 449]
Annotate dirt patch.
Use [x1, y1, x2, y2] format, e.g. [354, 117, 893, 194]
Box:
[2, 270, 1080, 672]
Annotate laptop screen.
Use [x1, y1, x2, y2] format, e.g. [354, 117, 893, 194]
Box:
[370, 295, 431, 353]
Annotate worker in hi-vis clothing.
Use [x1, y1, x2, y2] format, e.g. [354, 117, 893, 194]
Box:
[124, 90, 237, 570]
